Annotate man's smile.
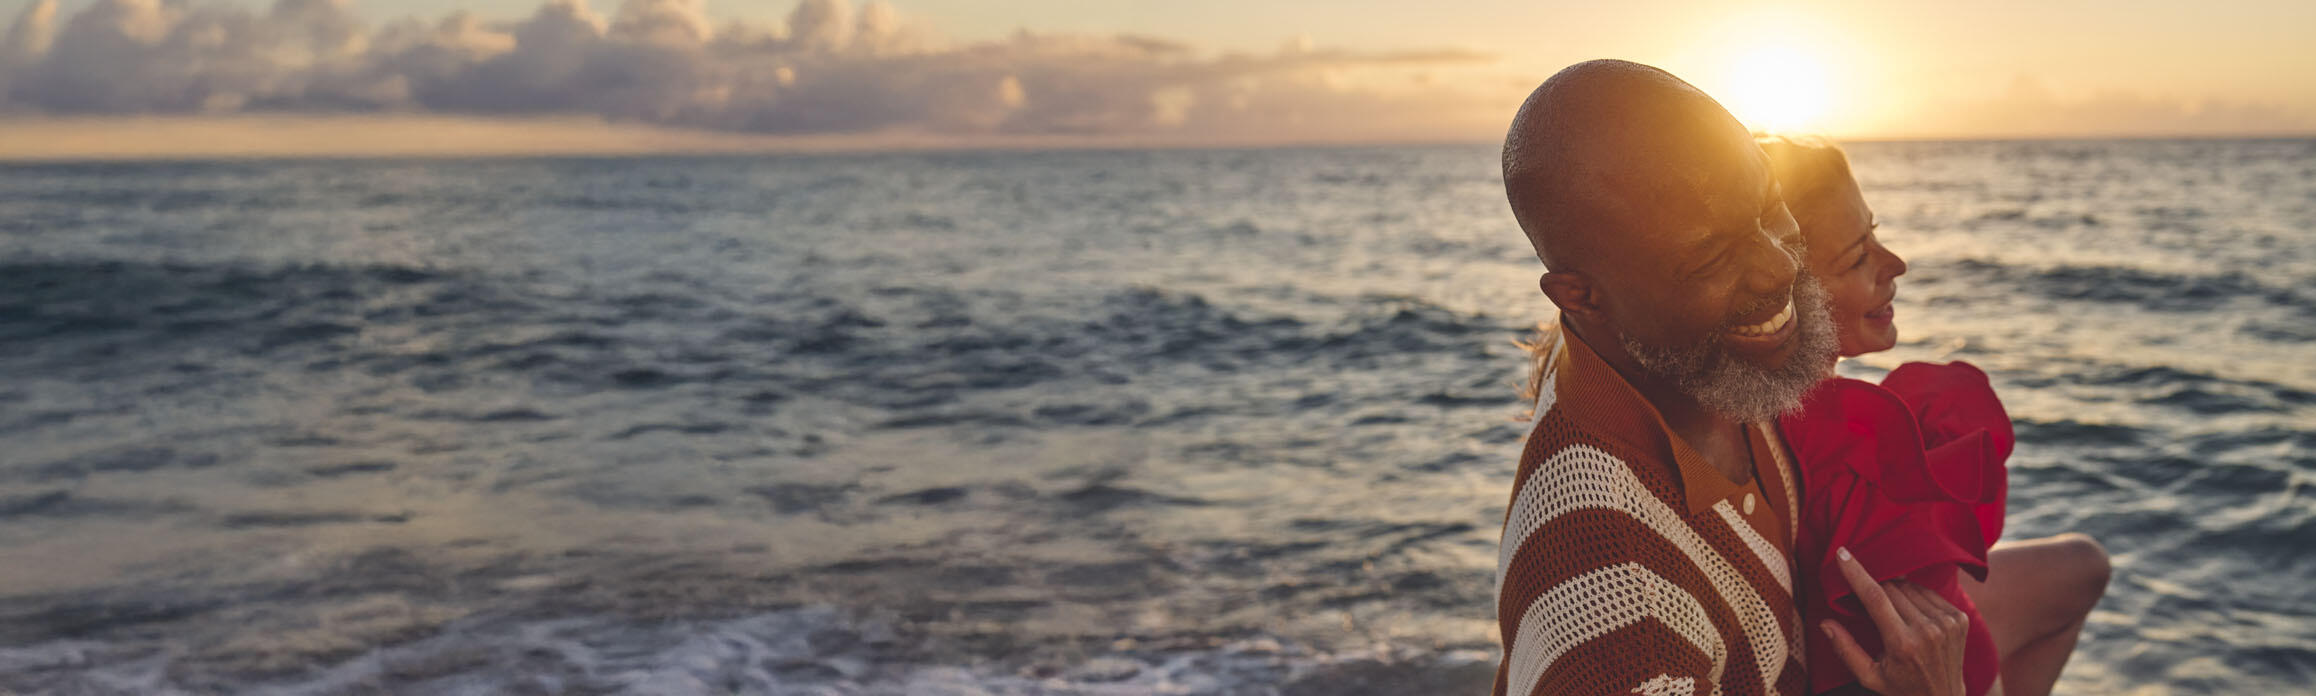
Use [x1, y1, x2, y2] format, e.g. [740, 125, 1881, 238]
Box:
[1729, 296, 1796, 338]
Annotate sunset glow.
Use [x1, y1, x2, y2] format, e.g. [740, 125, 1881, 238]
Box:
[0, 0, 2311, 157]
[1717, 44, 1833, 134]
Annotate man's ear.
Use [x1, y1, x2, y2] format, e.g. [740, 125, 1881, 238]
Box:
[1540, 271, 1606, 325]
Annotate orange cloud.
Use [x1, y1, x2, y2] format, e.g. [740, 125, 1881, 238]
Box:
[0, 0, 1500, 141]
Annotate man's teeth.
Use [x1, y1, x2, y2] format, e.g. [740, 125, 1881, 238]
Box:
[1731, 300, 1794, 337]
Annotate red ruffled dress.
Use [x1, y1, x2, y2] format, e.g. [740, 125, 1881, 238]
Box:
[1780, 361, 2013, 696]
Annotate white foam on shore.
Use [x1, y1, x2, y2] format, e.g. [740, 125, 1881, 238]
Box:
[0, 606, 1496, 695]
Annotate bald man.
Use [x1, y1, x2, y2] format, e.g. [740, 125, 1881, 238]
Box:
[1492, 60, 1969, 696]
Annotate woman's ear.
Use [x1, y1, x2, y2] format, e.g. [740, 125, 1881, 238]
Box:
[1540, 271, 1605, 325]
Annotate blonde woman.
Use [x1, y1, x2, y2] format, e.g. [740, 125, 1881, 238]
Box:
[1759, 134, 2110, 696]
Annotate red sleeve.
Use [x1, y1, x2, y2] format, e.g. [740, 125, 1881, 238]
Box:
[1881, 361, 2013, 459]
[1800, 469, 1981, 695]
[1782, 377, 2002, 695]
[1882, 361, 2012, 544]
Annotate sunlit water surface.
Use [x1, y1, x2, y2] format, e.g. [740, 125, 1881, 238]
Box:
[1, 141, 2311, 694]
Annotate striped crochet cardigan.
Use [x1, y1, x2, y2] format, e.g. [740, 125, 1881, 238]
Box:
[1493, 327, 1807, 696]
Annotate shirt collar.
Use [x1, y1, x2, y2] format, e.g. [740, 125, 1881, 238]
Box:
[1553, 326, 1757, 515]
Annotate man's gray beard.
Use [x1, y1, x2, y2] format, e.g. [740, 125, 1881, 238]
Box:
[1620, 273, 1837, 423]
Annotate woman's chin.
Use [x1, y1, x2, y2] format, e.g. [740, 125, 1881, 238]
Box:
[1837, 329, 1899, 357]
[1859, 336, 1898, 356]
[1874, 327, 1899, 354]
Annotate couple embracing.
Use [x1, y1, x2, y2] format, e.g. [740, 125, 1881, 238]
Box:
[1490, 60, 2110, 696]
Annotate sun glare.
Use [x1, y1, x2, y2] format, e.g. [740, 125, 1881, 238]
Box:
[1720, 45, 1833, 134]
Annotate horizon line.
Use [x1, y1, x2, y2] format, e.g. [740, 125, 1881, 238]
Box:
[2, 115, 2311, 164]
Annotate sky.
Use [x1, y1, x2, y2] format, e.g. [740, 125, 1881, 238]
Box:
[2, 0, 2313, 157]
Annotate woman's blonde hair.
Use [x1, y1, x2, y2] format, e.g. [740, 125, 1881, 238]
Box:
[1515, 320, 1563, 419]
[1754, 133, 1854, 223]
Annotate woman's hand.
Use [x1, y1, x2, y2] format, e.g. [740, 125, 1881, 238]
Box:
[1822, 546, 1971, 696]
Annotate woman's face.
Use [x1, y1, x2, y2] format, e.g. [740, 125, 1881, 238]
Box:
[1798, 170, 1907, 357]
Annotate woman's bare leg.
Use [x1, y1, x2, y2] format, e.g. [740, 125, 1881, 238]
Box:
[1958, 533, 2111, 696]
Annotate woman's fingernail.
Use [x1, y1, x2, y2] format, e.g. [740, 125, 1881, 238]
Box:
[1819, 622, 1836, 638]
[1837, 546, 1853, 561]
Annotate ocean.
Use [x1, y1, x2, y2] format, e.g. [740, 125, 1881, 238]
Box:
[0, 140, 2310, 695]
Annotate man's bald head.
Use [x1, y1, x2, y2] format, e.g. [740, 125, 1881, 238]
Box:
[1502, 60, 1835, 424]
[1502, 59, 1763, 273]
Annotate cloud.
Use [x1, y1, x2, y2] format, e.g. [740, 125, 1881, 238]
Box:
[0, 0, 1501, 140]
[0, 0, 382, 113]
[2, 0, 55, 60]
[0, 0, 54, 101]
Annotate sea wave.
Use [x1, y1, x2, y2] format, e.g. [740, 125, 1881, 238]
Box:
[0, 606, 1495, 696]
[3, 143, 2312, 695]
[1937, 258, 2309, 311]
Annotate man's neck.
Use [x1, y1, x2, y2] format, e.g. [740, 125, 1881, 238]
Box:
[1566, 323, 1755, 484]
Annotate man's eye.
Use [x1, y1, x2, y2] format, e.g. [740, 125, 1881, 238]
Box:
[1694, 252, 1729, 277]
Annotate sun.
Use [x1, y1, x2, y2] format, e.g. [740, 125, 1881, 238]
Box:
[1719, 45, 1833, 134]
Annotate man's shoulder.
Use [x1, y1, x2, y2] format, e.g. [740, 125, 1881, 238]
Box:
[1500, 410, 1699, 594]
[1519, 406, 1681, 499]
